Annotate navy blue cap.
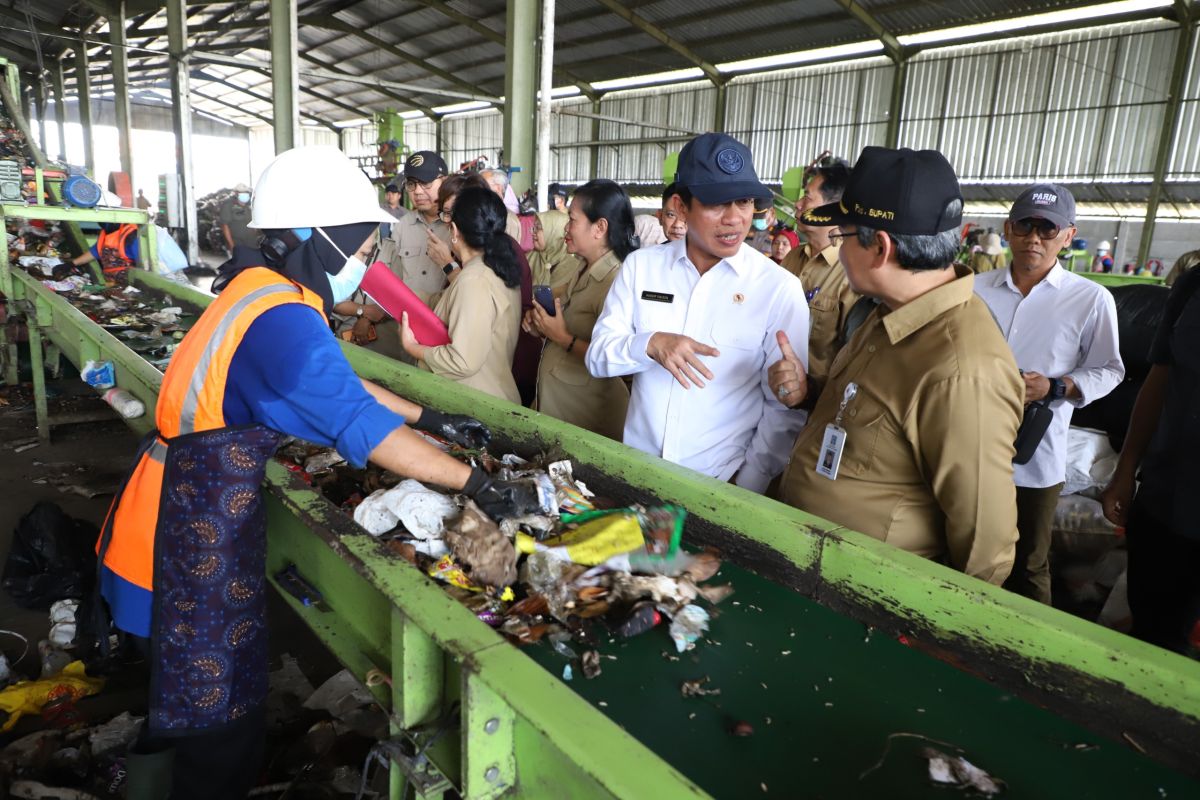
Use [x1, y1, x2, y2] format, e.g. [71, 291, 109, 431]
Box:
[674, 133, 773, 209]
[1009, 183, 1075, 229]
[802, 146, 962, 236]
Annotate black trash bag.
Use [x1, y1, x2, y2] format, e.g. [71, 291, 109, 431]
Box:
[2, 501, 98, 610]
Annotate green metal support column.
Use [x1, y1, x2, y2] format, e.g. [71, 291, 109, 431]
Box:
[109, 1, 135, 183]
[713, 83, 727, 132]
[52, 61, 66, 161]
[269, 0, 299, 154]
[75, 44, 95, 176]
[1136, 17, 1196, 269]
[885, 56, 908, 148]
[504, 0, 538, 195]
[588, 98, 600, 180]
[167, 0, 200, 264]
[435, 116, 444, 156]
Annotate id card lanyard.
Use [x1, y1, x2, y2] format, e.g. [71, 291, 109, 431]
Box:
[815, 382, 858, 481]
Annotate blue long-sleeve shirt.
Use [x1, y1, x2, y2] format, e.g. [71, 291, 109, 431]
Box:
[104, 302, 405, 636]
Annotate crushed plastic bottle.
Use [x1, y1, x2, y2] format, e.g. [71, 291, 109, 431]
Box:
[102, 388, 145, 419]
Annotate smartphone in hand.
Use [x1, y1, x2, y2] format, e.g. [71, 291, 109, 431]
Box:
[534, 285, 556, 316]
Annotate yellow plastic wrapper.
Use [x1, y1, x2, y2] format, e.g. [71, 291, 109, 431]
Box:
[516, 513, 645, 565]
[0, 661, 104, 731]
[427, 555, 514, 601]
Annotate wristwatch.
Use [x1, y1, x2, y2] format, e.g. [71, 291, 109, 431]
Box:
[355, 305, 364, 318]
[1048, 377, 1067, 400]
[442, 261, 457, 275]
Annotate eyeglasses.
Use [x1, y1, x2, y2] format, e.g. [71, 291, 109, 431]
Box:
[437, 208, 453, 223]
[406, 178, 437, 192]
[829, 229, 856, 245]
[1009, 218, 1062, 240]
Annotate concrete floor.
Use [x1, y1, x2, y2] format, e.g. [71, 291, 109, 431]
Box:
[0, 375, 340, 741]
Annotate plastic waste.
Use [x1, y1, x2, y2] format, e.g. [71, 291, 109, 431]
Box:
[0, 661, 104, 732]
[515, 513, 644, 566]
[444, 501, 517, 589]
[39, 640, 72, 679]
[611, 601, 662, 638]
[88, 711, 144, 757]
[80, 360, 115, 389]
[668, 604, 710, 653]
[427, 555, 514, 601]
[101, 387, 145, 419]
[353, 479, 458, 538]
[2, 502, 97, 610]
[48, 599, 78, 647]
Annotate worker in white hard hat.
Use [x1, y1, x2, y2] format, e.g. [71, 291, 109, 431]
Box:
[98, 145, 541, 800]
[1092, 240, 1114, 273]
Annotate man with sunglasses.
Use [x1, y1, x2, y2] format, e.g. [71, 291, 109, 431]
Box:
[772, 146, 1023, 585]
[975, 185, 1123, 604]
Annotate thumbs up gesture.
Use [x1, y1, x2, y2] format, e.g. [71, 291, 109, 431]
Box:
[767, 331, 807, 409]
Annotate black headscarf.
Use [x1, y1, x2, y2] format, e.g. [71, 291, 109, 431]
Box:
[212, 221, 378, 317]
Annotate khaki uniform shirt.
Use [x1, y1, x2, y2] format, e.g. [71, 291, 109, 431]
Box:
[969, 251, 1007, 274]
[422, 256, 521, 404]
[386, 212, 452, 302]
[534, 250, 630, 440]
[780, 242, 860, 390]
[779, 266, 1022, 585]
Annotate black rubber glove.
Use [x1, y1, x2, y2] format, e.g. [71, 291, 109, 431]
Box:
[412, 408, 491, 450]
[463, 467, 542, 521]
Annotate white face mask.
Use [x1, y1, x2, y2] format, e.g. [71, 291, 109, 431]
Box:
[316, 227, 369, 303]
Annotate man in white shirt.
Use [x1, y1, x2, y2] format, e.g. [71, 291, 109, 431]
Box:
[975, 183, 1124, 604]
[587, 133, 810, 492]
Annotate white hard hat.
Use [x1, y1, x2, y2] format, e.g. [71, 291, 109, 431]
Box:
[249, 145, 395, 229]
[1098, 240, 1111, 252]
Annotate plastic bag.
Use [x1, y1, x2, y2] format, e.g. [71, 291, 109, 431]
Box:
[0, 661, 104, 732]
[2, 503, 97, 610]
[353, 479, 458, 537]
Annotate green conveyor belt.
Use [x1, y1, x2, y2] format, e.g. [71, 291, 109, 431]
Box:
[528, 560, 1200, 798]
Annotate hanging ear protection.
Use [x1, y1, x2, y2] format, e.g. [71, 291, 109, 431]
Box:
[260, 229, 306, 268]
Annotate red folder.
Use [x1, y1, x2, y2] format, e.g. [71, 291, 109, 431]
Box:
[360, 261, 451, 346]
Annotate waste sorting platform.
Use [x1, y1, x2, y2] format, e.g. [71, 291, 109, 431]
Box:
[2, 248, 1199, 799]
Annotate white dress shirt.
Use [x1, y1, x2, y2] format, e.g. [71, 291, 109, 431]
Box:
[975, 262, 1124, 489]
[586, 238, 810, 492]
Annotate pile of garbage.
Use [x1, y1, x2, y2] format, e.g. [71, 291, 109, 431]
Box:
[277, 440, 734, 678]
[7, 218, 69, 278]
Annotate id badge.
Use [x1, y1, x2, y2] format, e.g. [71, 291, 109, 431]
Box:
[815, 382, 859, 481]
[816, 424, 847, 480]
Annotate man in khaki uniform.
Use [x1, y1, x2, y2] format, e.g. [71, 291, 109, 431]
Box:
[387, 151, 453, 301]
[362, 152, 452, 360]
[780, 157, 860, 398]
[770, 147, 1022, 585]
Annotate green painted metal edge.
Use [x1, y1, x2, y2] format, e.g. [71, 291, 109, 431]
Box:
[1080, 272, 1165, 288]
[341, 344, 1200, 724]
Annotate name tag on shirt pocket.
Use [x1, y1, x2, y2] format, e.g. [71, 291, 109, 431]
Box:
[641, 290, 674, 303]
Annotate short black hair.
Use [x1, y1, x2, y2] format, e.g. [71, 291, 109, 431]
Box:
[662, 182, 682, 206]
[810, 158, 852, 204]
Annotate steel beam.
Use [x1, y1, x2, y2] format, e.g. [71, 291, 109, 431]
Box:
[302, 14, 494, 100]
[191, 69, 339, 131]
[1137, 18, 1196, 268]
[51, 61, 66, 161]
[270, 0, 299, 154]
[294, 52, 439, 119]
[713, 82, 727, 132]
[885, 57, 908, 148]
[554, 108, 702, 137]
[193, 86, 275, 127]
[589, 99, 600, 180]
[74, 44, 96, 176]
[592, 0, 722, 85]
[109, 1, 135, 185]
[32, 86, 47, 155]
[835, 0, 903, 61]
[167, 0, 200, 265]
[505, 0, 538, 194]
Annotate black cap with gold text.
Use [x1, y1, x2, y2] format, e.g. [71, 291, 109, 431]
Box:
[801, 146, 962, 236]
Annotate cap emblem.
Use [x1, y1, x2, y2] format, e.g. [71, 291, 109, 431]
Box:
[1031, 191, 1057, 205]
[716, 148, 744, 175]
[409, 154, 425, 167]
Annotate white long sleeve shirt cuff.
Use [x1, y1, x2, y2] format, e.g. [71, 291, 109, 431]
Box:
[587, 330, 657, 378]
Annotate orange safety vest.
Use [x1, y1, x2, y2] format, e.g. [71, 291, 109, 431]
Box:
[97, 224, 138, 278]
[100, 267, 325, 609]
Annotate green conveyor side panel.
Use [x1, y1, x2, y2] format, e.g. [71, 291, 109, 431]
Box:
[3, 263, 1198, 797]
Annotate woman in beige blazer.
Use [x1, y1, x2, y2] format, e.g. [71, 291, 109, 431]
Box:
[400, 188, 522, 404]
[529, 210, 584, 290]
[524, 180, 636, 440]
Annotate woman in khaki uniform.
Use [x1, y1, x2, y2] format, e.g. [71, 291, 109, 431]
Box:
[400, 188, 522, 404]
[525, 180, 637, 439]
[528, 209, 585, 290]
